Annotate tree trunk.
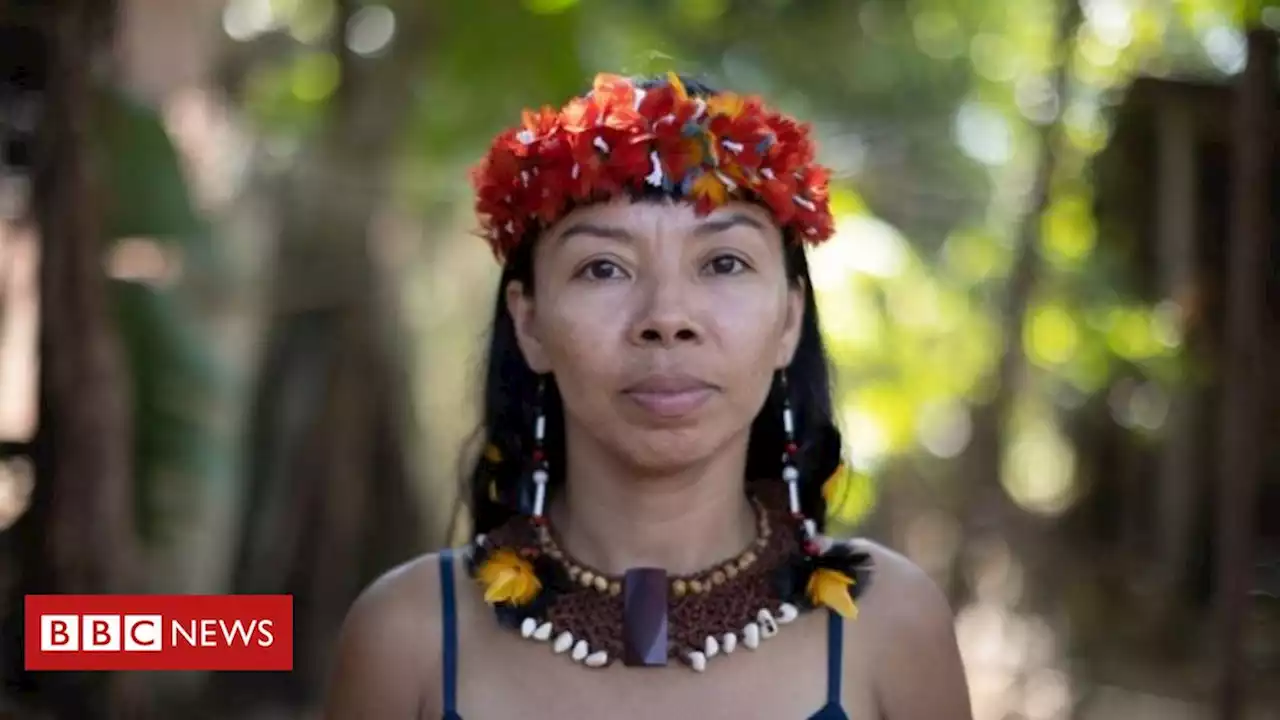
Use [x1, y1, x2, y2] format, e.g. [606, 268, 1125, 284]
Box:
[0, 1, 149, 717]
[1214, 26, 1275, 720]
[217, 2, 435, 711]
[951, 0, 1084, 604]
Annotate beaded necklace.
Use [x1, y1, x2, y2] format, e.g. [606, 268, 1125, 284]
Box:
[466, 484, 873, 672]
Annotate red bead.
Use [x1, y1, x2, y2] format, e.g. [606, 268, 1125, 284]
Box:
[532, 449, 544, 462]
[803, 540, 821, 556]
[785, 442, 798, 454]
[531, 515, 547, 526]
[791, 511, 805, 520]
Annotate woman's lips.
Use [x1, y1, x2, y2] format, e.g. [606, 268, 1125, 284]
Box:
[624, 387, 715, 417]
[622, 375, 717, 418]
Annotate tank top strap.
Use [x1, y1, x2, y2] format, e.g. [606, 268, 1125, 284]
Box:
[438, 549, 462, 720]
[826, 608, 843, 705]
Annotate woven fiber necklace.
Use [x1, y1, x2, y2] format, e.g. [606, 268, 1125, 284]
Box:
[466, 482, 873, 672]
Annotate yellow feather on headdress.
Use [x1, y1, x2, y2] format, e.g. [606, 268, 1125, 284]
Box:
[666, 70, 689, 102]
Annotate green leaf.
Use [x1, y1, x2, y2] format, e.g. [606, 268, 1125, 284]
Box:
[95, 89, 206, 243]
[112, 281, 231, 546]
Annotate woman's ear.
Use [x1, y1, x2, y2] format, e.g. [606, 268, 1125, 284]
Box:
[775, 277, 806, 369]
[506, 279, 552, 373]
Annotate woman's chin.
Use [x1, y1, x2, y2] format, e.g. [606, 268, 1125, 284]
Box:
[613, 428, 727, 476]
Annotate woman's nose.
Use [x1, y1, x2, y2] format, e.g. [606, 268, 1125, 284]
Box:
[628, 277, 702, 347]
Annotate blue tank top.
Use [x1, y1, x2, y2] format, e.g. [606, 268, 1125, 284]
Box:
[437, 550, 849, 719]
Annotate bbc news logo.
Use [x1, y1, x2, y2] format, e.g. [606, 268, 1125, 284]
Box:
[25, 594, 292, 671]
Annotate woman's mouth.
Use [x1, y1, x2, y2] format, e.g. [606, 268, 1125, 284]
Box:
[622, 375, 718, 418]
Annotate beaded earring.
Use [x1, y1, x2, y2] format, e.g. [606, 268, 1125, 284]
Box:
[528, 376, 550, 526]
[777, 370, 821, 556]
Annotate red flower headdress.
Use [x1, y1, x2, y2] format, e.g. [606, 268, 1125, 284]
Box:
[471, 72, 836, 262]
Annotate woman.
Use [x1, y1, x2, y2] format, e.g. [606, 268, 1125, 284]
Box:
[324, 72, 972, 719]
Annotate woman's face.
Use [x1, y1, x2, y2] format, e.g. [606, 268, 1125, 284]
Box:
[507, 198, 804, 474]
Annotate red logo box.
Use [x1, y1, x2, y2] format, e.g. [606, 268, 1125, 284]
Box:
[25, 595, 292, 671]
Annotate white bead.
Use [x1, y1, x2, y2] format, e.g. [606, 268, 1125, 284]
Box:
[533, 622, 553, 641]
[532, 481, 547, 517]
[777, 603, 799, 624]
[722, 632, 737, 654]
[571, 639, 589, 662]
[758, 609, 779, 638]
[474, 533, 487, 547]
[687, 650, 707, 672]
[535, 414, 546, 440]
[585, 651, 609, 668]
[803, 519, 818, 538]
[743, 623, 761, 649]
[520, 617, 537, 638]
[553, 632, 574, 654]
[704, 635, 719, 659]
[533, 469, 549, 485]
[782, 465, 800, 483]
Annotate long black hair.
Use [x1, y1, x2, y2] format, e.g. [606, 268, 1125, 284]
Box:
[463, 74, 844, 538]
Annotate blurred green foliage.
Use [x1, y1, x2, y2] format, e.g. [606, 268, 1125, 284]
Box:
[95, 89, 230, 545]
[104, 0, 1277, 534]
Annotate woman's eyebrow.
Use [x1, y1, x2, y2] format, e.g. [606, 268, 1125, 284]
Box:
[694, 212, 766, 236]
[556, 222, 636, 245]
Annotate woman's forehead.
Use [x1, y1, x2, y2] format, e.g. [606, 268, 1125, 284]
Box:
[544, 198, 780, 242]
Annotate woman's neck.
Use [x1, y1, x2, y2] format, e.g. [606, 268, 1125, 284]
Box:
[548, 430, 757, 577]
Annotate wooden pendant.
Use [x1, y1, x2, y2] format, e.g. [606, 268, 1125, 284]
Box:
[622, 567, 669, 667]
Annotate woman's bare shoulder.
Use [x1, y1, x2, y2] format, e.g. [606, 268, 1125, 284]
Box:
[321, 552, 454, 719]
[843, 539, 973, 719]
[350, 551, 448, 633]
[853, 539, 951, 622]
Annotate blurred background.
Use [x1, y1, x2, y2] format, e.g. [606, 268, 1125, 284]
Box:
[0, 0, 1277, 718]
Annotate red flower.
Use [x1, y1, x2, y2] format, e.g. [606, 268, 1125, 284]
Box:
[604, 130, 654, 189]
[561, 97, 602, 135]
[521, 105, 560, 142]
[757, 174, 798, 225]
[565, 145, 606, 199]
[592, 73, 637, 108]
[651, 132, 702, 183]
[797, 165, 830, 203]
[637, 84, 678, 119]
[469, 72, 835, 261]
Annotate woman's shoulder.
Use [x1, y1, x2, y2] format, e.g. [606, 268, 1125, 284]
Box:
[852, 539, 950, 619]
[841, 538, 973, 719]
[838, 537, 956, 643]
[339, 549, 474, 656]
[323, 551, 458, 718]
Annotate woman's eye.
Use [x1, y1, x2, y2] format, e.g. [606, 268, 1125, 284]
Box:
[704, 254, 749, 276]
[579, 259, 627, 281]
